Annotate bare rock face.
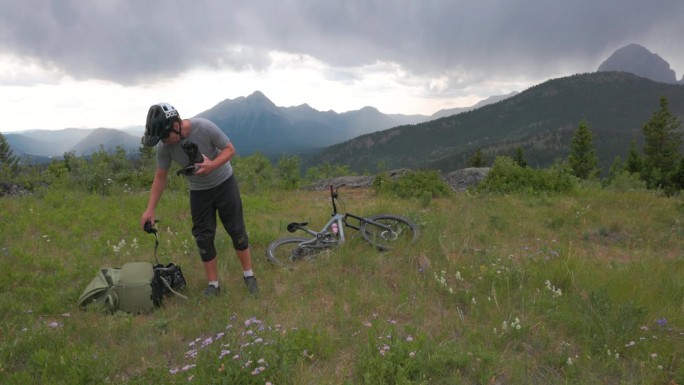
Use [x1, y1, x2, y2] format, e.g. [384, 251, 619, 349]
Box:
[306, 167, 490, 192]
[597, 44, 678, 84]
[441, 167, 490, 192]
[305, 169, 411, 190]
[0, 182, 31, 197]
[306, 175, 375, 190]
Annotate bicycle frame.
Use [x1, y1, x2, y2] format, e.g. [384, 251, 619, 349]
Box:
[268, 184, 419, 268]
[290, 184, 394, 248]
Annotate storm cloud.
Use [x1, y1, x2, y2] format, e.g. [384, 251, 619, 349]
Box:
[2, 0, 683, 87]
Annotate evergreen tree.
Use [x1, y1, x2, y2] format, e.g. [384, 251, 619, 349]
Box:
[0, 132, 20, 181]
[513, 147, 527, 167]
[641, 97, 681, 191]
[138, 145, 156, 169]
[625, 140, 642, 175]
[568, 120, 599, 179]
[63, 151, 78, 173]
[468, 148, 486, 167]
[607, 156, 623, 181]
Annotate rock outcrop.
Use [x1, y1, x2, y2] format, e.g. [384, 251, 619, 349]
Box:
[306, 168, 490, 192]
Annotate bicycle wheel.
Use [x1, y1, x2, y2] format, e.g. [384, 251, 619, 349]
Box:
[266, 237, 321, 270]
[359, 214, 419, 251]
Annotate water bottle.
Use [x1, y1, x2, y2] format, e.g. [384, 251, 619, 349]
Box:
[331, 222, 339, 235]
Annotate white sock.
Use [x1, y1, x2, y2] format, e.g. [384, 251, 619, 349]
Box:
[208, 280, 219, 288]
[243, 270, 254, 278]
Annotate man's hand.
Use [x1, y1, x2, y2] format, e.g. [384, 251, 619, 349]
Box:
[143, 220, 158, 234]
[193, 154, 213, 175]
[140, 210, 156, 231]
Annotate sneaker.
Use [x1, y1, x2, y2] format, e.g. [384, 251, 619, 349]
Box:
[244, 276, 259, 295]
[203, 284, 221, 297]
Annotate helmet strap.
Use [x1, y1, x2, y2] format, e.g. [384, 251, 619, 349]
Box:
[175, 120, 186, 139]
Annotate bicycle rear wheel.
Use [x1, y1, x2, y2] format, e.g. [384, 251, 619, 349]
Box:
[359, 214, 419, 251]
[266, 237, 322, 270]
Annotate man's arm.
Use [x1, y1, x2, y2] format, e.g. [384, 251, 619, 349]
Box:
[140, 167, 169, 229]
[194, 142, 235, 175]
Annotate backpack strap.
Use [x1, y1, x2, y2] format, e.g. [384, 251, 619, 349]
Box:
[105, 289, 118, 313]
[158, 275, 189, 300]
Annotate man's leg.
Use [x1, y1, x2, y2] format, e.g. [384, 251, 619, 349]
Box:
[236, 248, 252, 271]
[203, 257, 219, 282]
[190, 187, 220, 296]
[237, 247, 258, 295]
[215, 176, 258, 294]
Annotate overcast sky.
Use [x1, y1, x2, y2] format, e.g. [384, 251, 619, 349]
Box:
[1, 0, 682, 132]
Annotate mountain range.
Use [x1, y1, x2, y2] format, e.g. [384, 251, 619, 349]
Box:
[4, 92, 505, 163]
[3, 44, 683, 173]
[311, 71, 684, 174]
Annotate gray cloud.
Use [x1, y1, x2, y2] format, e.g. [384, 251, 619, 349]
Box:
[1, 0, 682, 88]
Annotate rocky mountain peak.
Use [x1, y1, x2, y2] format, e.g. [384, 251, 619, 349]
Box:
[597, 43, 678, 84]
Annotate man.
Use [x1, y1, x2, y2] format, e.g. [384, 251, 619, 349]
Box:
[140, 102, 258, 297]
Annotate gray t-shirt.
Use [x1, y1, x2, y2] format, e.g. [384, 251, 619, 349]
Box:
[156, 117, 233, 191]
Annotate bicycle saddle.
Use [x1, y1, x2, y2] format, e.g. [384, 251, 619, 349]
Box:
[287, 222, 308, 233]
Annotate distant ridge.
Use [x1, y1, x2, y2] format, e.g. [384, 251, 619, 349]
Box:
[69, 128, 141, 155]
[310, 72, 684, 174]
[431, 91, 519, 120]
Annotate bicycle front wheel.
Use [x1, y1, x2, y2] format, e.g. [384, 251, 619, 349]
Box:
[359, 214, 419, 251]
[266, 237, 320, 270]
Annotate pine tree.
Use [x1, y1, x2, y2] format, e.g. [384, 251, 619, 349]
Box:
[607, 156, 623, 180]
[468, 148, 486, 167]
[513, 147, 527, 167]
[568, 120, 599, 179]
[641, 97, 681, 190]
[138, 145, 156, 170]
[0, 132, 20, 181]
[625, 140, 642, 175]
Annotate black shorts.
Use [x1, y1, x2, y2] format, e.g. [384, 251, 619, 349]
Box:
[189, 175, 249, 261]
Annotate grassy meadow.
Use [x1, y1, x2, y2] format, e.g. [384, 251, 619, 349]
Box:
[0, 184, 683, 384]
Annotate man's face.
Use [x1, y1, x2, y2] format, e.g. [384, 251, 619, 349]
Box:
[160, 122, 181, 144]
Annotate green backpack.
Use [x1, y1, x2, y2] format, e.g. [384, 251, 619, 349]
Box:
[78, 262, 185, 314]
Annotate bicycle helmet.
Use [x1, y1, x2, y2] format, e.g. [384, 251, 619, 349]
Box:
[142, 103, 181, 146]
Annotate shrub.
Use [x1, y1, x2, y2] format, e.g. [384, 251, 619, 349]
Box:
[233, 153, 276, 192]
[373, 170, 452, 199]
[276, 155, 302, 190]
[604, 170, 647, 192]
[478, 156, 579, 193]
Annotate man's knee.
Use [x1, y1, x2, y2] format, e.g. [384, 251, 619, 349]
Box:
[231, 232, 249, 251]
[195, 234, 217, 262]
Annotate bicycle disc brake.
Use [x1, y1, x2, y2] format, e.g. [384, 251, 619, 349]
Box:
[290, 246, 316, 262]
[380, 229, 399, 241]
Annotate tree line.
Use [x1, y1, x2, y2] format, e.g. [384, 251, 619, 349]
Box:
[0, 96, 681, 196]
[468, 96, 682, 195]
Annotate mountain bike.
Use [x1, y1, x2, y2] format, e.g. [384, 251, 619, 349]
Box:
[266, 184, 419, 269]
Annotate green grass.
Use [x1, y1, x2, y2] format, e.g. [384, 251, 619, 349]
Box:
[1, 186, 683, 384]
